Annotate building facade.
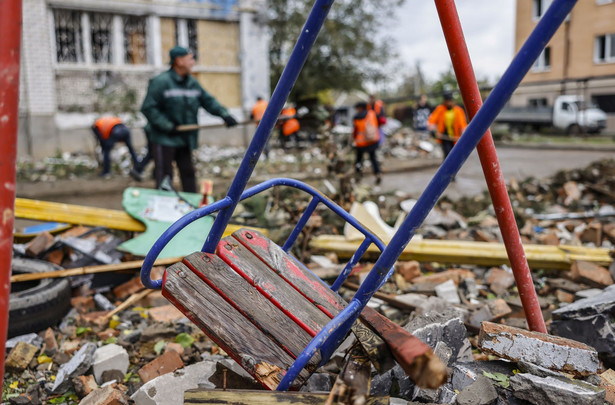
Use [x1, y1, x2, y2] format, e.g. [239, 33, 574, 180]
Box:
[511, 0, 615, 131]
[19, 0, 270, 157]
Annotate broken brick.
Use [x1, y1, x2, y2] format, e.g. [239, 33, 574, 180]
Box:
[469, 299, 512, 328]
[411, 269, 475, 286]
[25, 231, 55, 257]
[396, 260, 422, 282]
[478, 321, 601, 376]
[164, 342, 185, 356]
[112, 277, 144, 300]
[563, 181, 581, 205]
[579, 222, 602, 246]
[148, 305, 185, 323]
[569, 261, 613, 288]
[44, 328, 58, 356]
[78, 311, 111, 328]
[599, 369, 615, 404]
[485, 267, 515, 296]
[72, 375, 98, 398]
[555, 289, 575, 304]
[79, 385, 128, 405]
[138, 350, 185, 383]
[97, 329, 120, 341]
[71, 296, 95, 314]
[5, 341, 38, 371]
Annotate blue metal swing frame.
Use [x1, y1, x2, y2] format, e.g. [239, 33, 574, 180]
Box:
[141, 0, 578, 391]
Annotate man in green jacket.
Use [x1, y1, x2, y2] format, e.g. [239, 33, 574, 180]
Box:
[141, 46, 238, 192]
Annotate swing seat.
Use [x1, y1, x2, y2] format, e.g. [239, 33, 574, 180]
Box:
[163, 228, 363, 390]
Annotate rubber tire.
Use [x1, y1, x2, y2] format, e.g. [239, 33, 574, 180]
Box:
[9, 258, 71, 338]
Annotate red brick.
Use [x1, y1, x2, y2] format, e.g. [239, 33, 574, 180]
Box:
[78, 311, 110, 328]
[164, 342, 185, 356]
[486, 267, 515, 295]
[411, 269, 475, 286]
[44, 327, 58, 356]
[570, 260, 613, 288]
[25, 231, 54, 257]
[73, 374, 98, 398]
[112, 277, 144, 300]
[555, 289, 575, 304]
[79, 385, 128, 405]
[60, 339, 81, 355]
[579, 222, 602, 246]
[396, 260, 422, 282]
[45, 249, 65, 265]
[599, 369, 615, 404]
[148, 305, 185, 323]
[71, 296, 95, 314]
[97, 328, 120, 340]
[138, 350, 184, 383]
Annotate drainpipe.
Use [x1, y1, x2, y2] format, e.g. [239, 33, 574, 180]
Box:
[0, 0, 22, 390]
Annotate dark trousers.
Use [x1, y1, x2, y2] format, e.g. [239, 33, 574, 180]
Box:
[136, 128, 153, 173]
[100, 124, 139, 175]
[153, 143, 197, 193]
[355, 143, 380, 175]
[441, 140, 455, 160]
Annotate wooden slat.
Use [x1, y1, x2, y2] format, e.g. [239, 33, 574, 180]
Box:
[216, 238, 332, 337]
[310, 235, 613, 269]
[233, 228, 393, 372]
[182, 252, 321, 369]
[162, 263, 309, 390]
[184, 389, 390, 405]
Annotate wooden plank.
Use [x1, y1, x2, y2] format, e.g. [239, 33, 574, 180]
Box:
[163, 263, 309, 390]
[10, 257, 181, 283]
[184, 389, 390, 404]
[182, 252, 321, 369]
[232, 229, 393, 371]
[310, 235, 612, 269]
[216, 238, 331, 337]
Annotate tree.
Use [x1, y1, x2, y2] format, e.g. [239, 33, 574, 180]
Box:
[267, 0, 405, 101]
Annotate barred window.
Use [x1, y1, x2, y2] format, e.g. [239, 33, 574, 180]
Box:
[175, 19, 199, 61]
[123, 15, 148, 64]
[91, 13, 113, 64]
[187, 20, 198, 61]
[54, 9, 84, 63]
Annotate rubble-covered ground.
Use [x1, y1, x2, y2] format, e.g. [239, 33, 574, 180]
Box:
[6, 151, 615, 403]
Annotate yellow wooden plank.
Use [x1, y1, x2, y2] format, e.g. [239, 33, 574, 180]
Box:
[14, 198, 267, 237]
[310, 235, 612, 270]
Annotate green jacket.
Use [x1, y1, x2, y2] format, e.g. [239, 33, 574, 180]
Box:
[141, 68, 230, 150]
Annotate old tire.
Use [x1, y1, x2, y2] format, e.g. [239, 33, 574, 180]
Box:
[9, 258, 71, 338]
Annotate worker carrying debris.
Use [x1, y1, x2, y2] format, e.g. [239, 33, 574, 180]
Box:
[427, 92, 468, 161]
[91, 116, 140, 179]
[140, 46, 238, 192]
[352, 101, 382, 185]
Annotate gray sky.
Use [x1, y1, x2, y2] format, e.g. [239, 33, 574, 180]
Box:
[391, 1, 516, 84]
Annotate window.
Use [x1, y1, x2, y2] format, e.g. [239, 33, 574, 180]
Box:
[123, 16, 148, 64]
[532, 47, 551, 71]
[54, 9, 84, 63]
[595, 34, 615, 63]
[528, 98, 548, 107]
[533, 0, 553, 19]
[90, 13, 113, 64]
[593, 94, 615, 113]
[175, 19, 199, 60]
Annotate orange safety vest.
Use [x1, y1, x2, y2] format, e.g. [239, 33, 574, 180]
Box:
[251, 100, 268, 122]
[94, 116, 123, 140]
[427, 105, 467, 143]
[368, 100, 384, 116]
[353, 110, 380, 147]
[281, 108, 300, 136]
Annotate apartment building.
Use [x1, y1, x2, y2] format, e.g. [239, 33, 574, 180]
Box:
[511, 0, 615, 130]
[19, 0, 270, 157]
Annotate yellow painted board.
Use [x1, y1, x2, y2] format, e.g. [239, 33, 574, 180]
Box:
[310, 235, 612, 270]
[14, 198, 267, 237]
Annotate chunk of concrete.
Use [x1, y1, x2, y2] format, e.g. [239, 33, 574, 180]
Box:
[451, 360, 517, 392]
[52, 342, 97, 393]
[5, 333, 42, 351]
[478, 321, 601, 376]
[456, 375, 498, 405]
[551, 284, 615, 365]
[434, 279, 460, 304]
[92, 344, 129, 384]
[510, 373, 605, 405]
[5, 342, 38, 371]
[132, 360, 217, 405]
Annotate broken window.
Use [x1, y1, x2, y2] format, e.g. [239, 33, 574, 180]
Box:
[123, 15, 148, 64]
[91, 13, 113, 64]
[54, 9, 84, 63]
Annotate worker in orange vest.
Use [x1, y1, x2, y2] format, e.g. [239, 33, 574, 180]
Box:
[427, 92, 468, 161]
[353, 102, 382, 185]
[279, 104, 300, 149]
[92, 116, 140, 178]
[368, 94, 387, 126]
[250, 96, 268, 125]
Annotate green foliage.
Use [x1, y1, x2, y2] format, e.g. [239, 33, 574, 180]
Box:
[154, 340, 167, 355]
[76, 326, 91, 336]
[268, 0, 405, 100]
[175, 333, 195, 349]
[482, 371, 510, 388]
[48, 391, 79, 404]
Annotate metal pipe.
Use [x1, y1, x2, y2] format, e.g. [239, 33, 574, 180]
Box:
[434, 0, 546, 333]
[282, 197, 321, 251]
[0, 0, 22, 389]
[202, 0, 335, 253]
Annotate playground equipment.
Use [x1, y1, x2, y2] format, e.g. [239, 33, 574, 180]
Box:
[139, 0, 577, 390]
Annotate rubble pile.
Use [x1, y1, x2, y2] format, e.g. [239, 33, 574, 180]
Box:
[4, 158, 615, 404]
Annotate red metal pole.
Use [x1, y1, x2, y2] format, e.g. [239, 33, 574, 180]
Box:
[0, 0, 23, 387]
[434, 0, 547, 333]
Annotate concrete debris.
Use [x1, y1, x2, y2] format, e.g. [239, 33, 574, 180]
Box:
[455, 375, 498, 405]
[79, 384, 129, 405]
[434, 279, 460, 304]
[478, 321, 601, 376]
[551, 284, 615, 366]
[92, 344, 130, 384]
[5, 333, 43, 351]
[510, 373, 605, 405]
[52, 342, 97, 393]
[5, 342, 38, 371]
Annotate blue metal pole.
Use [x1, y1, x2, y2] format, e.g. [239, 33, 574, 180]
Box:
[203, 0, 335, 253]
[350, 0, 577, 309]
[277, 0, 577, 389]
[282, 198, 321, 252]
